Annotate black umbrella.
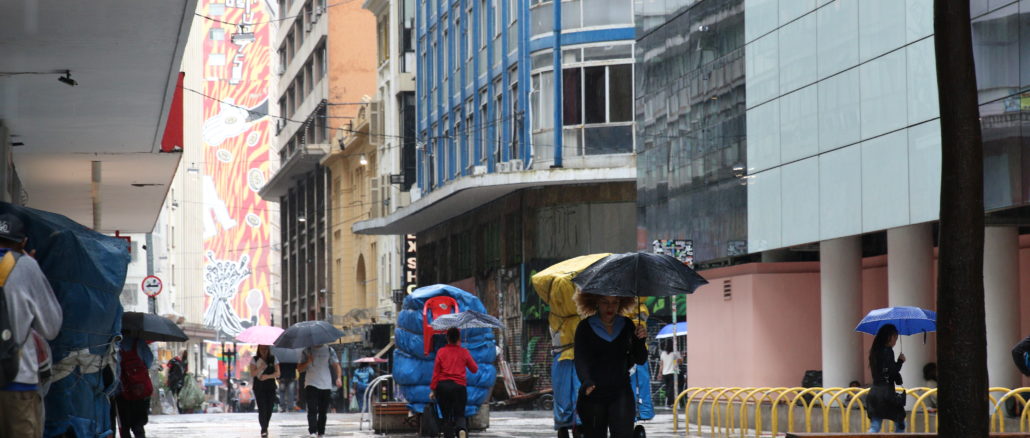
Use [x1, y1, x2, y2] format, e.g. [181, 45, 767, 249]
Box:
[572, 252, 708, 297]
[273, 320, 345, 349]
[122, 312, 189, 342]
[270, 347, 304, 364]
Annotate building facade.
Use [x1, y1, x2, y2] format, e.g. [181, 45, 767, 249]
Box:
[354, 0, 640, 377]
[261, 0, 377, 328]
[636, 0, 1030, 391]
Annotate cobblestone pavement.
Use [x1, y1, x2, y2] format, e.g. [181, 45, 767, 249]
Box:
[144, 408, 692, 437]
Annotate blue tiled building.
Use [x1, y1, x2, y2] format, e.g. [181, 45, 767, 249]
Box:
[414, 0, 638, 190]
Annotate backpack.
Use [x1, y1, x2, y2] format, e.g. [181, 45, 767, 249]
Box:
[0, 251, 23, 387]
[120, 340, 153, 400]
[167, 357, 185, 392]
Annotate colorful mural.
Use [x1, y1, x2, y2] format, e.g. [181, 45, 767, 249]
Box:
[199, 0, 275, 347]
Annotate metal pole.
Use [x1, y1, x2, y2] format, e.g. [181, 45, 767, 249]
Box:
[146, 232, 156, 314]
[671, 295, 679, 401]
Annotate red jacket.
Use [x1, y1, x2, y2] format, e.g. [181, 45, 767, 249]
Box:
[431, 344, 479, 390]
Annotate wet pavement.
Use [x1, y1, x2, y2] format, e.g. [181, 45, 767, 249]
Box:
[144, 408, 691, 437]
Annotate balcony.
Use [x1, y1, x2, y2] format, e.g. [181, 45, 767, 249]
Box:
[258, 143, 330, 200]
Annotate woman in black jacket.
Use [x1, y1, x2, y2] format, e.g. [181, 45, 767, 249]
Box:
[249, 345, 281, 438]
[866, 324, 906, 432]
[573, 293, 648, 438]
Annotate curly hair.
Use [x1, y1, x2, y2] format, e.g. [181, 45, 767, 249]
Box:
[573, 292, 637, 317]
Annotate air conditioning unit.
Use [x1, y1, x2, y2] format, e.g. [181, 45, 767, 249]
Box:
[495, 162, 509, 172]
[311, 8, 321, 22]
[509, 159, 523, 171]
[472, 165, 487, 176]
[275, 65, 286, 76]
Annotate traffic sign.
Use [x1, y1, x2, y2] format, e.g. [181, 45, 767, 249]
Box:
[141, 275, 163, 297]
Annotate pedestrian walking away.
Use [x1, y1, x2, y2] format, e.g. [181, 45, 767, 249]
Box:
[866, 324, 906, 433]
[166, 351, 187, 410]
[278, 360, 298, 413]
[249, 345, 280, 437]
[115, 335, 155, 438]
[430, 327, 479, 438]
[298, 344, 341, 437]
[351, 362, 375, 412]
[572, 293, 648, 438]
[659, 342, 681, 406]
[0, 213, 63, 438]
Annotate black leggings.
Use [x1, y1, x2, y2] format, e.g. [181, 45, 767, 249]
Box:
[436, 380, 468, 438]
[577, 388, 634, 438]
[255, 386, 276, 432]
[114, 396, 149, 438]
[305, 387, 331, 435]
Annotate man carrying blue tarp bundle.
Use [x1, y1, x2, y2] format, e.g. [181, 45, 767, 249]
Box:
[0, 213, 63, 438]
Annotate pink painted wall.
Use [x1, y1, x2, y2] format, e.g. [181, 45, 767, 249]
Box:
[689, 235, 1030, 388]
[687, 263, 822, 388]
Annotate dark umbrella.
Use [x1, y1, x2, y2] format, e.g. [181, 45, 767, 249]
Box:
[273, 320, 345, 349]
[270, 347, 304, 364]
[429, 310, 504, 330]
[122, 312, 189, 342]
[572, 252, 708, 297]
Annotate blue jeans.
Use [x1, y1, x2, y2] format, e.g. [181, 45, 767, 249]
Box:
[869, 417, 905, 433]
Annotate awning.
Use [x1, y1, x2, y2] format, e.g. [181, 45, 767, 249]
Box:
[373, 340, 395, 359]
[353, 165, 636, 235]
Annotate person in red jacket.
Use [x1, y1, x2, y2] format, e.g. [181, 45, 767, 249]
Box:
[430, 327, 479, 438]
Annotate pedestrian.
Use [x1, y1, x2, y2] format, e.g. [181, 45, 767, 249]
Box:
[922, 362, 937, 411]
[572, 293, 648, 438]
[298, 344, 341, 438]
[351, 362, 375, 412]
[278, 360, 298, 413]
[166, 351, 186, 409]
[659, 342, 681, 406]
[866, 324, 906, 433]
[1012, 333, 1030, 376]
[115, 335, 154, 438]
[430, 327, 479, 438]
[0, 213, 62, 438]
[249, 345, 280, 438]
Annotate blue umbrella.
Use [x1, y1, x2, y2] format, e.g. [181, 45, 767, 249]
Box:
[655, 322, 688, 339]
[855, 306, 936, 336]
[204, 378, 224, 387]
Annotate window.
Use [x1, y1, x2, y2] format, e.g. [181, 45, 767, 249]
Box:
[466, 5, 474, 61]
[493, 0, 502, 36]
[494, 88, 503, 162]
[561, 63, 633, 126]
[465, 100, 475, 168]
[377, 15, 391, 65]
[511, 79, 520, 159]
[479, 90, 488, 162]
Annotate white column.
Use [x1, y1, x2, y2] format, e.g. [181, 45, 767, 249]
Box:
[985, 226, 1020, 389]
[887, 223, 935, 391]
[821, 236, 864, 389]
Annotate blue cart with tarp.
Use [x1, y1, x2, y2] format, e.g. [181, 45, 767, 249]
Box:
[0, 202, 130, 438]
[392, 284, 498, 435]
[532, 255, 654, 438]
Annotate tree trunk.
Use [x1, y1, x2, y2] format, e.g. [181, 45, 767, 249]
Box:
[934, 1, 988, 436]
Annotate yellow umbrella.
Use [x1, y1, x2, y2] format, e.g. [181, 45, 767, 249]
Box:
[532, 253, 650, 361]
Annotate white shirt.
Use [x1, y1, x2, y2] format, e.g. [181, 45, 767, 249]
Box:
[302, 345, 339, 390]
[660, 350, 681, 376]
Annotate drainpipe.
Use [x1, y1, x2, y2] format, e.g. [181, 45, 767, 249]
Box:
[551, 0, 562, 168]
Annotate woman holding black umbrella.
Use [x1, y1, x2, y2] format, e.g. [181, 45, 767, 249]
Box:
[866, 324, 906, 432]
[248, 345, 280, 437]
[572, 292, 648, 438]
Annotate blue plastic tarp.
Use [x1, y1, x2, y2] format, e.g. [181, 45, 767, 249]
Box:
[631, 363, 655, 421]
[0, 203, 130, 438]
[392, 284, 497, 417]
[551, 356, 580, 429]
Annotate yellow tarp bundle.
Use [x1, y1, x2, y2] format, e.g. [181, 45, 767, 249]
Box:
[532, 253, 649, 361]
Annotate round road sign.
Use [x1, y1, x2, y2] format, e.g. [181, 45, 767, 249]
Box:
[141, 275, 163, 297]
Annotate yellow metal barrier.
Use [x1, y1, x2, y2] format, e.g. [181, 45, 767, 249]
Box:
[992, 388, 1028, 433]
[671, 386, 1030, 437]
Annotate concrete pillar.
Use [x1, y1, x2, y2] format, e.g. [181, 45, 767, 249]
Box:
[984, 226, 1020, 389]
[821, 236, 865, 389]
[887, 223, 935, 391]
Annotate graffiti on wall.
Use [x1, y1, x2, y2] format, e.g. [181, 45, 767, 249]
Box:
[200, 0, 276, 343]
[652, 239, 694, 268]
